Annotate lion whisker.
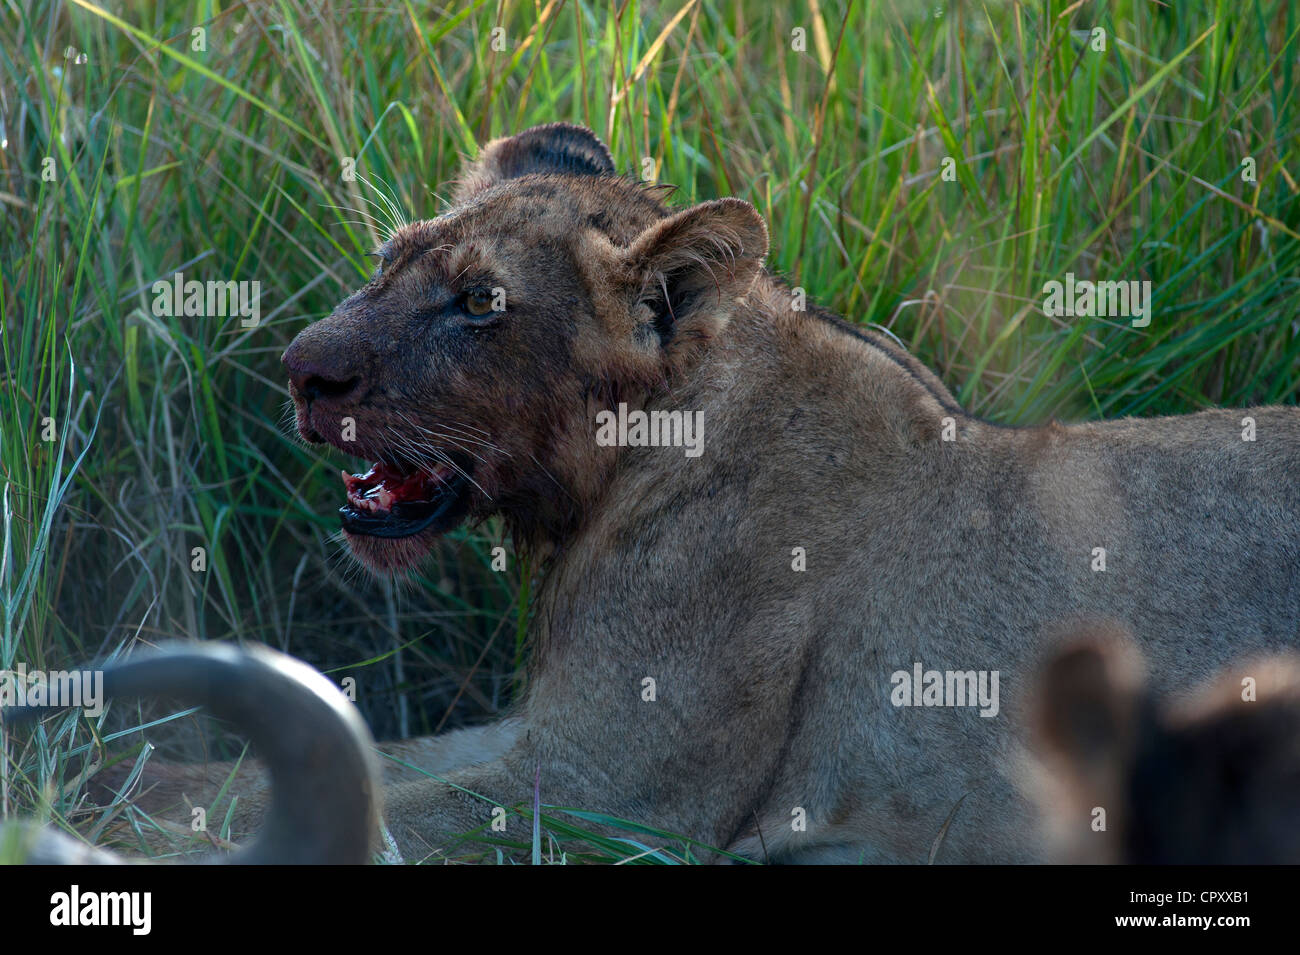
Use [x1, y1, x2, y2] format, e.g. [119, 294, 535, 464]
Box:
[382, 425, 493, 501]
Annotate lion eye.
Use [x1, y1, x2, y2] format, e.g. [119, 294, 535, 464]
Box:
[462, 288, 497, 317]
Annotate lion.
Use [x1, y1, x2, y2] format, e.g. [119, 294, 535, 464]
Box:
[1031, 624, 1300, 864]
[78, 122, 1300, 863]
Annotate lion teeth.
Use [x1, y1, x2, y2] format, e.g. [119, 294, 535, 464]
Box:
[340, 456, 459, 515]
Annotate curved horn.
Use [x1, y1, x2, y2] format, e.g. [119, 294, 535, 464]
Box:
[1, 643, 380, 864]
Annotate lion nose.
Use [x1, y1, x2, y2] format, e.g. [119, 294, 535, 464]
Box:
[282, 338, 361, 403]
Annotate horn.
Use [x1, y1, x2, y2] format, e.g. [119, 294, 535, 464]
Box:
[0, 643, 380, 864]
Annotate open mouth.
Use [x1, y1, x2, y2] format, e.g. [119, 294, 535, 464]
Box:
[339, 458, 473, 539]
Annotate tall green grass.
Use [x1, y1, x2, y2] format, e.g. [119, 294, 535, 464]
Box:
[1, 0, 1296, 861]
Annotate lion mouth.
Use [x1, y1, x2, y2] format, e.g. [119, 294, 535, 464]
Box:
[339, 458, 473, 539]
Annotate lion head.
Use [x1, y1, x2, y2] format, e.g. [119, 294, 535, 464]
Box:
[282, 123, 767, 570]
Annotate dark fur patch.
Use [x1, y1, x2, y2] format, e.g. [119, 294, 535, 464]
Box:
[491, 122, 616, 181]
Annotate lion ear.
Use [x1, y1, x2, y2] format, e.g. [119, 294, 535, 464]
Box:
[452, 123, 616, 202]
[624, 198, 768, 346]
[1036, 628, 1146, 773]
